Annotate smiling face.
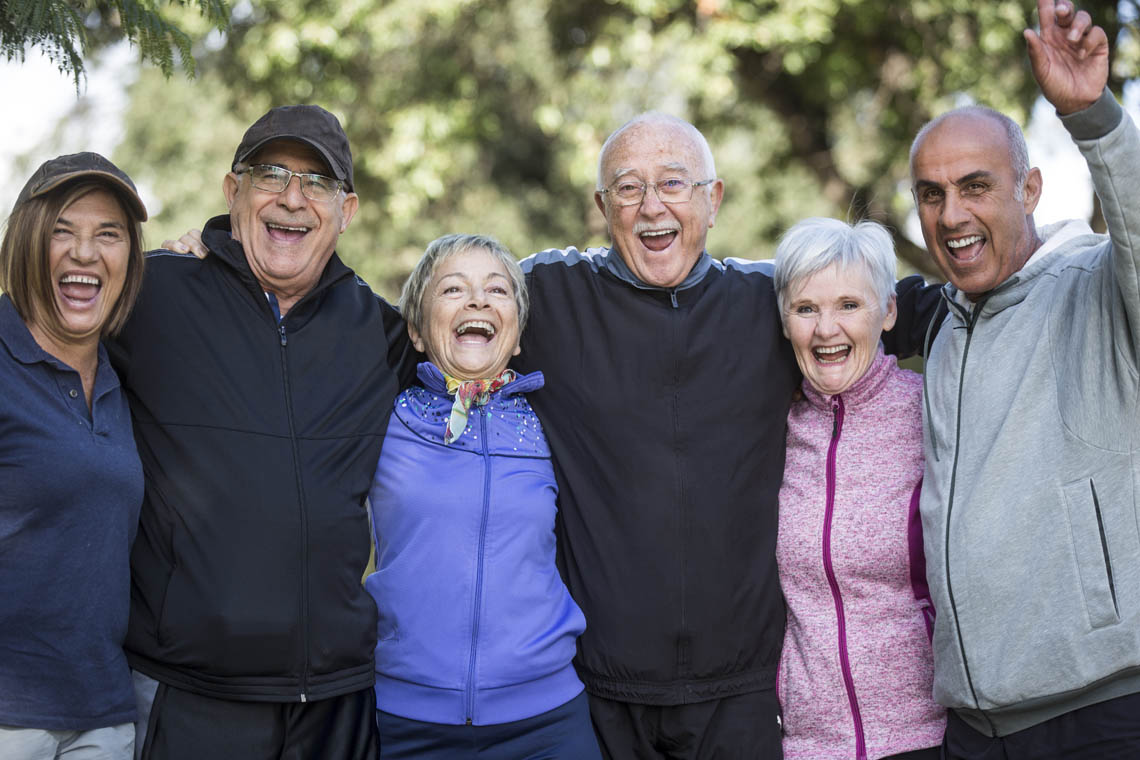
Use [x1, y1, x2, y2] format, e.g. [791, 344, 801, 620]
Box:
[911, 112, 1042, 300]
[29, 188, 131, 355]
[224, 139, 359, 313]
[594, 119, 724, 288]
[783, 263, 897, 396]
[408, 248, 522, 380]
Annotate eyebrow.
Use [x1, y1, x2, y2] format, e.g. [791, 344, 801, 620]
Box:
[913, 170, 995, 191]
[55, 215, 126, 230]
[436, 271, 510, 284]
[608, 163, 692, 182]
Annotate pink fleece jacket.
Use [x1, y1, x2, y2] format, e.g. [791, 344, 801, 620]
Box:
[777, 347, 945, 760]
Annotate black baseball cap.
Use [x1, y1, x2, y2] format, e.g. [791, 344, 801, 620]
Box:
[232, 105, 354, 191]
[15, 152, 148, 221]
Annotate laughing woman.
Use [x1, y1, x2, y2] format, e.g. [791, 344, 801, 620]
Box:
[773, 218, 945, 760]
[0, 154, 147, 759]
[364, 234, 601, 759]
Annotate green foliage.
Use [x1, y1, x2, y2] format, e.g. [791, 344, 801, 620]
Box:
[116, 0, 1140, 298]
[0, 0, 229, 84]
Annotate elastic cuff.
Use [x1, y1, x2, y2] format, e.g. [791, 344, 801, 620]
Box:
[1061, 88, 1123, 141]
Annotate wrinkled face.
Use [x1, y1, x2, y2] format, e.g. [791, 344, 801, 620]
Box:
[783, 263, 897, 396]
[409, 248, 522, 380]
[594, 122, 724, 288]
[223, 140, 358, 303]
[35, 189, 130, 349]
[911, 114, 1042, 300]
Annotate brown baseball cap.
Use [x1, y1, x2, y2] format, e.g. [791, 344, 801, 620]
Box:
[232, 105, 354, 191]
[14, 152, 148, 221]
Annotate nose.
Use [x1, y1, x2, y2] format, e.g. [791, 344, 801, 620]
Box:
[939, 189, 969, 229]
[814, 308, 840, 339]
[638, 183, 668, 216]
[466, 287, 490, 309]
[277, 173, 308, 210]
[71, 234, 98, 263]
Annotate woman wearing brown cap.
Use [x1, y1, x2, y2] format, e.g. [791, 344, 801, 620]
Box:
[0, 153, 148, 760]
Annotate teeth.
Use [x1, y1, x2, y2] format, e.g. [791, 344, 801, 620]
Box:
[60, 275, 100, 286]
[815, 345, 850, 355]
[456, 321, 495, 336]
[947, 235, 983, 249]
[267, 223, 309, 232]
[640, 229, 676, 237]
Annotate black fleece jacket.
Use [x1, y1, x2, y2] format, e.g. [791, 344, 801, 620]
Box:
[515, 246, 940, 704]
[109, 216, 415, 702]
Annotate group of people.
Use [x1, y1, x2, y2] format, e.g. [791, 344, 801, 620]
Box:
[3, 1, 1139, 759]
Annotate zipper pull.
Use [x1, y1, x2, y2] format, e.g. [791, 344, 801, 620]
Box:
[279, 323, 287, 347]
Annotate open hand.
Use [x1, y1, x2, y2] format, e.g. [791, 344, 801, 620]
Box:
[1024, 0, 1109, 114]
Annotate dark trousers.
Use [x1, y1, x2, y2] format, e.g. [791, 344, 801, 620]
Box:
[377, 691, 601, 759]
[885, 747, 941, 760]
[587, 689, 782, 760]
[942, 692, 1140, 760]
[139, 681, 377, 760]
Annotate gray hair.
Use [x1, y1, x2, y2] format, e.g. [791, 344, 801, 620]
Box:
[596, 112, 717, 190]
[773, 217, 897, 319]
[399, 233, 529, 338]
[909, 106, 1031, 200]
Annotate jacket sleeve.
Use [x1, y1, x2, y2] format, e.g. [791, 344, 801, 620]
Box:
[378, 295, 420, 391]
[883, 275, 947, 358]
[1063, 89, 1140, 360]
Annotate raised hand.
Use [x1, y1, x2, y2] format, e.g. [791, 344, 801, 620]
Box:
[1024, 0, 1109, 114]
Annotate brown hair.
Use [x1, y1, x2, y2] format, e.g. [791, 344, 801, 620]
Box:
[1, 180, 145, 337]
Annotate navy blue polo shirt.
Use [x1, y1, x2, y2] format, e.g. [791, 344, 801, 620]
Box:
[0, 294, 143, 730]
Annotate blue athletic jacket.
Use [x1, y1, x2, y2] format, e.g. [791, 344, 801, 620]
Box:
[365, 363, 586, 726]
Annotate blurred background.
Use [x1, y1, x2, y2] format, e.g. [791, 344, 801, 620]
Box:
[2, 0, 1139, 300]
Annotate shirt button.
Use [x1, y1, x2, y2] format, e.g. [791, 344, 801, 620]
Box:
[69, 389, 79, 398]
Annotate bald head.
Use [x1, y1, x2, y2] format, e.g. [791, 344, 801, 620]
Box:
[597, 112, 717, 191]
[911, 106, 1031, 200]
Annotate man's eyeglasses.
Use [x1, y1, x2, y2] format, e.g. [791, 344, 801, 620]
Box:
[598, 177, 716, 207]
[236, 164, 343, 202]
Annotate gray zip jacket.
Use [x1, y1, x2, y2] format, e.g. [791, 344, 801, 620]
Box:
[920, 89, 1140, 737]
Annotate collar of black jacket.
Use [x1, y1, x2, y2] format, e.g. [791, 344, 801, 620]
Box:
[601, 246, 714, 295]
[200, 214, 354, 311]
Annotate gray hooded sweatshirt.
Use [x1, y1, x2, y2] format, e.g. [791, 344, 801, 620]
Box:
[921, 89, 1140, 737]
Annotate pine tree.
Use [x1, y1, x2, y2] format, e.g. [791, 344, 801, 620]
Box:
[0, 0, 229, 84]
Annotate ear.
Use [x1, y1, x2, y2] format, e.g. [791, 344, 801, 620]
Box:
[881, 294, 898, 332]
[594, 190, 606, 216]
[706, 179, 725, 228]
[1022, 167, 1043, 215]
[223, 172, 240, 211]
[512, 342, 521, 357]
[407, 321, 426, 354]
[338, 192, 360, 233]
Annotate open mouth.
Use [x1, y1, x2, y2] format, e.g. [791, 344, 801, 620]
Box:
[455, 320, 496, 344]
[813, 344, 850, 364]
[58, 273, 101, 306]
[265, 221, 311, 242]
[945, 234, 986, 262]
[639, 228, 678, 252]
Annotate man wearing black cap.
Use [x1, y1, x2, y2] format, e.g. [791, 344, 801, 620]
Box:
[108, 105, 416, 759]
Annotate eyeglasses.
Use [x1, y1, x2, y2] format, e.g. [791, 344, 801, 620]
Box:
[598, 177, 716, 207]
[236, 164, 343, 202]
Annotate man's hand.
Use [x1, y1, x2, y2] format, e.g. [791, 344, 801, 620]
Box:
[162, 228, 208, 259]
[1024, 0, 1110, 115]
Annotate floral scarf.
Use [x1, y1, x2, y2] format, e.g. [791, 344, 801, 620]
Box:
[442, 369, 517, 444]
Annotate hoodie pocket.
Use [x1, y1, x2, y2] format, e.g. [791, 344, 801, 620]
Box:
[1062, 478, 1120, 629]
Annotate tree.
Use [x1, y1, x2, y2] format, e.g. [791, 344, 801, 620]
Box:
[116, 0, 1140, 297]
[0, 0, 229, 84]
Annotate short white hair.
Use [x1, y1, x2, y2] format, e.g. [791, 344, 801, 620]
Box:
[773, 217, 896, 319]
[596, 112, 717, 190]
